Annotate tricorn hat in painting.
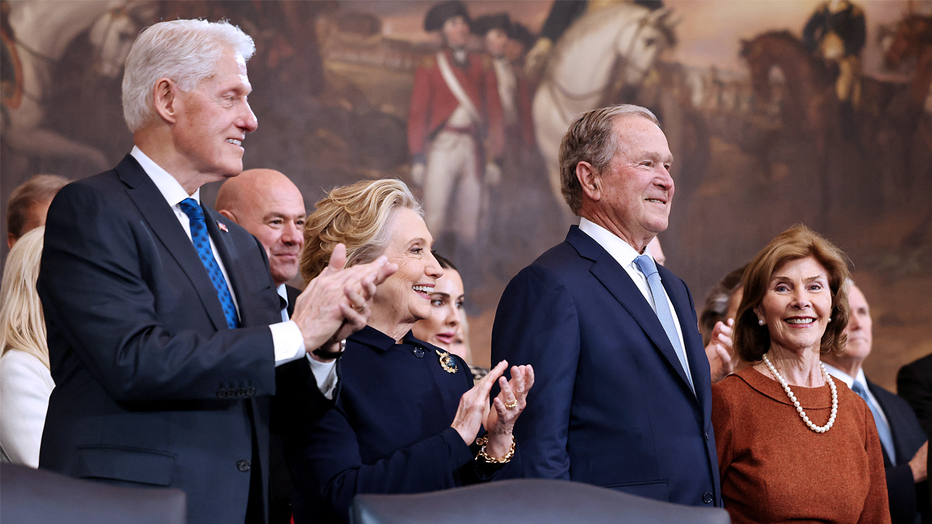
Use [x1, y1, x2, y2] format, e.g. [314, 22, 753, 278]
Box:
[424, 1, 471, 32]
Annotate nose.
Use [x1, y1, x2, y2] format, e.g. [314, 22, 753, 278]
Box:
[281, 220, 303, 246]
[426, 251, 443, 279]
[847, 311, 860, 330]
[238, 100, 258, 133]
[792, 289, 812, 309]
[655, 167, 674, 193]
[445, 303, 461, 327]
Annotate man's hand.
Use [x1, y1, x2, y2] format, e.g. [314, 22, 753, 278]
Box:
[705, 318, 736, 383]
[290, 244, 396, 360]
[909, 440, 928, 483]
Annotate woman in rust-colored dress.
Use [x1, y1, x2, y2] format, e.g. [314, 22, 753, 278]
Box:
[712, 225, 890, 523]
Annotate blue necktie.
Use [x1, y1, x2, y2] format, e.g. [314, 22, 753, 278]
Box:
[634, 254, 694, 393]
[179, 198, 239, 330]
[851, 381, 896, 465]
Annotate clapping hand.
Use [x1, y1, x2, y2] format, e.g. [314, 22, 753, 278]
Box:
[291, 244, 397, 360]
[706, 318, 736, 383]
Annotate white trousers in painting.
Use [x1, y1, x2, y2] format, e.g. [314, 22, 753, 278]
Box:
[423, 129, 484, 245]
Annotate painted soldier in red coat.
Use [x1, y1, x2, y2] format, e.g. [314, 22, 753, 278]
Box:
[407, 1, 503, 262]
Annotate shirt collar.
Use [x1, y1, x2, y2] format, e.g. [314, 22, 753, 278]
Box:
[349, 325, 435, 354]
[131, 145, 200, 208]
[578, 217, 642, 268]
[822, 362, 867, 390]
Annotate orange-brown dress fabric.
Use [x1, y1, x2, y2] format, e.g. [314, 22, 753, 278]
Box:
[712, 366, 891, 524]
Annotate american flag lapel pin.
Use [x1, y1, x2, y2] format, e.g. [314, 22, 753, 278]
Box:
[217, 221, 229, 232]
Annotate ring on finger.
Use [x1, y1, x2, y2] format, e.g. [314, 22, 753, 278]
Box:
[504, 399, 518, 409]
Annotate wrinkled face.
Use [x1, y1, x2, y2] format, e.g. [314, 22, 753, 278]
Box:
[370, 208, 443, 327]
[237, 182, 306, 286]
[173, 49, 258, 180]
[412, 268, 464, 350]
[842, 284, 872, 361]
[442, 15, 470, 48]
[597, 116, 674, 248]
[755, 257, 834, 355]
[485, 28, 508, 57]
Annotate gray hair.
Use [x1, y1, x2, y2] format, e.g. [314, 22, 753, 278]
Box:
[122, 19, 255, 132]
[559, 104, 660, 214]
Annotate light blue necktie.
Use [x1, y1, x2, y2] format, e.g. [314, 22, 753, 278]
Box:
[634, 255, 694, 393]
[851, 381, 896, 465]
[179, 198, 239, 330]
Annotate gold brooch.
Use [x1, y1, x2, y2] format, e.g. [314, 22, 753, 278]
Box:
[435, 349, 458, 373]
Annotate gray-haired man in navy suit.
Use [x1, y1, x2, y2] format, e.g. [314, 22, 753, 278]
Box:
[37, 19, 394, 524]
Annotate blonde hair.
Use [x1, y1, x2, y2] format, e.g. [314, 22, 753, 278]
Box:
[0, 227, 49, 369]
[300, 179, 422, 282]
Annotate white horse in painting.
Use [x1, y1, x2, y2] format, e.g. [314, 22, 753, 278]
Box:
[2, 0, 154, 170]
[533, 3, 678, 208]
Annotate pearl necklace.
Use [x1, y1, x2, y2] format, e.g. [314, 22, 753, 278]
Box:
[762, 354, 838, 433]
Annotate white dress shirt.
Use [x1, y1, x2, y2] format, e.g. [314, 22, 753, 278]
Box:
[578, 219, 689, 380]
[131, 147, 336, 397]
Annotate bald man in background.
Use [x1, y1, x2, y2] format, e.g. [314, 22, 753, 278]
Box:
[216, 168, 307, 523]
[217, 169, 306, 317]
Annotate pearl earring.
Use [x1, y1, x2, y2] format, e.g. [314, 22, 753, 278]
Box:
[758, 319, 765, 325]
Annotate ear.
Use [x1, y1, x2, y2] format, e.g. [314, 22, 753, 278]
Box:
[218, 209, 236, 222]
[152, 78, 180, 124]
[7, 233, 16, 250]
[752, 306, 763, 324]
[576, 161, 601, 202]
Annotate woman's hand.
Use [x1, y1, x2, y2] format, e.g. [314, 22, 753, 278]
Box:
[484, 364, 535, 458]
[706, 318, 736, 383]
[450, 360, 508, 446]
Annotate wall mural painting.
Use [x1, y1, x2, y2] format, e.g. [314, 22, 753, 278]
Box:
[2, 0, 930, 388]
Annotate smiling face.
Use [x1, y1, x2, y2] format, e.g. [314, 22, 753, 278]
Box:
[368, 208, 443, 338]
[220, 170, 306, 286]
[412, 268, 465, 350]
[755, 256, 833, 356]
[593, 116, 674, 252]
[172, 48, 258, 182]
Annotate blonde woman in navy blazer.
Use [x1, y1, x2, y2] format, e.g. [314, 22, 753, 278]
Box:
[283, 179, 534, 524]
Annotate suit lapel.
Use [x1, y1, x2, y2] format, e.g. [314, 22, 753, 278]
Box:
[567, 228, 695, 393]
[117, 156, 228, 332]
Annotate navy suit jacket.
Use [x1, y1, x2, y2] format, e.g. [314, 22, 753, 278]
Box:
[38, 155, 329, 524]
[898, 354, 932, 435]
[868, 379, 930, 524]
[491, 226, 720, 507]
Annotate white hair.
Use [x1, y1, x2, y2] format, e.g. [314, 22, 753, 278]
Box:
[121, 19, 255, 132]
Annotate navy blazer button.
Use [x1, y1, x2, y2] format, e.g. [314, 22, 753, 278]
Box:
[702, 492, 713, 504]
[705, 432, 709, 441]
[413, 347, 425, 358]
[237, 460, 251, 472]
[245, 387, 256, 396]
[217, 389, 227, 399]
[237, 387, 247, 397]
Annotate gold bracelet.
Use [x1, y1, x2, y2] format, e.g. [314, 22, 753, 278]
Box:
[475, 434, 516, 464]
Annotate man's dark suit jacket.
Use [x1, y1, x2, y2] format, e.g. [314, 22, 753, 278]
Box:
[899, 354, 932, 435]
[868, 379, 930, 524]
[38, 155, 329, 524]
[491, 226, 720, 507]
